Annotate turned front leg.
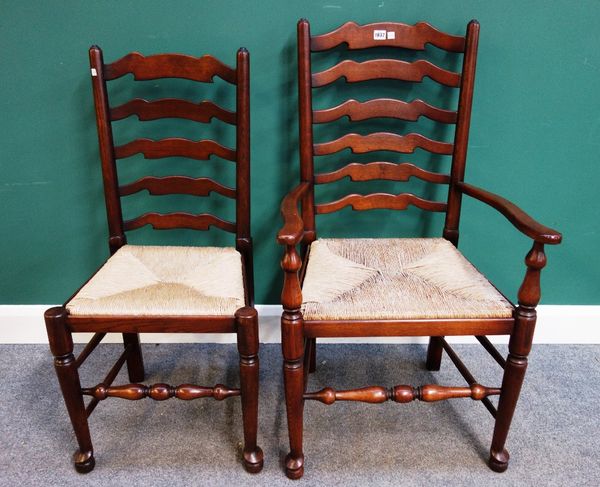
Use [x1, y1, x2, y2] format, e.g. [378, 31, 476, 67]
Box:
[236, 306, 263, 473]
[281, 244, 306, 479]
[489, 242, 546, 472]
[282, 310, 305, 480]
[45, 307, 95, 473]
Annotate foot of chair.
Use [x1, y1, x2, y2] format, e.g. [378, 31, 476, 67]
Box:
[285, 453, 304, 480]
[488, 448, 509, 472]
[73, 449, 95, 473]
[243, 446, 264, 473]
[236, 307, 262, 474]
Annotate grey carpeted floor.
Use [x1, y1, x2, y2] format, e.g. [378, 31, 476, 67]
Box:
[1, 343, 598, 486]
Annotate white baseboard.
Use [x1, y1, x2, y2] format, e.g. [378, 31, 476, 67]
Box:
[0, 304, 598, 345]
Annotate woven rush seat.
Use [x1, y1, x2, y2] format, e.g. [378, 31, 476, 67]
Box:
[67, 245, 246, 316]
[301, 238, 513, 321]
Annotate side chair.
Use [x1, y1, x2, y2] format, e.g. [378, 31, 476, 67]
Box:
[277, 19, 562, 479]
[45, 46, 263, 473]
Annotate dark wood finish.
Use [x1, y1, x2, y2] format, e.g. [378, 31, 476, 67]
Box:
[489, 242, 546, 472]
[306, 338, 317, 374]
[278, 19, 562, 478]
[236, 306, 264, 472]
[119, 176, 236, 198]
[110, 98, 236, 124]
[122, 332, 144, 382]
[66, 314, 237, 334]
[104, 52, 236, 83]
[298, 20, 316, 244]
[315, 162, 450, 184]
[114, 137, 236, 161]
[277, 182, 310, 246]
[313, 132, 453, 156]
[313, 98, 457, 124]
[315, 192, 447, 214]
[89, 46, 126, 254]
[46, 47, 261, 474]
[304, 383, 500, 404]
[235, 49, 255, 306]
[443, 20, 479, 246]
[425, 336, 444, 371]
[304, 318, 513, 338]
[82, 383, 241, 401]
[458, 182, 562, 244]
[45, 307, 95, 473]
[123, 212, 236, 233]
[310, 21, 465, 52]
[280, 240, 306, 480]
[312, 59, 461, 88]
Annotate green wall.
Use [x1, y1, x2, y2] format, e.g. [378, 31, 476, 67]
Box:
[1, 0, 599, 305]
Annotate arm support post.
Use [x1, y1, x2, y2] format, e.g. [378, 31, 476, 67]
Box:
[490, 241, 548, 471]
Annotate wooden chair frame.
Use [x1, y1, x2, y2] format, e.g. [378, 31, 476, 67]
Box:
[277, 19, 562, 479]
[45, 46, 263, 473]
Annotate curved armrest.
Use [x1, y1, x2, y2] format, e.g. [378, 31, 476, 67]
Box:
[277, 182, 311, 246]
[457, 182, 562, 245]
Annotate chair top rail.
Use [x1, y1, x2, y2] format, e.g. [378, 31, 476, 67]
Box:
[103, 52, 237, 83]
[310, 21, 466, 52]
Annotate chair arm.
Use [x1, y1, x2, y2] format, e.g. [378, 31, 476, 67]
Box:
[277, 182, 311, 246]
[457, 182, 562, 245]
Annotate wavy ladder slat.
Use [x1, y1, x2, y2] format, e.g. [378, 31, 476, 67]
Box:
[316, 192, 448, 214]
[110, 98, 236, 124]
[124, 212, 236, 233]
[114, 138, 237, 161]
[315, 162, 450, 184]
[312, 59, 461, 88]
[104, 52, 237, 83]
[310, 21, 466, 52]
[119, 176, 236, 198]
[313, 98, 457, 124]
[314, 132, 453, 156]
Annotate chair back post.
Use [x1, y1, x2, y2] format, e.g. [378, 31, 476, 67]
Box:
[443, 20, 480, 246]
[297, 19, 316, 244]
[235, 47, 254, 304]
[89, 46, 126, 254]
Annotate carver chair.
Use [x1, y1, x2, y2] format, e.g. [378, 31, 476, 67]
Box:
[45, 46, 263, 473]
[278, 19, 562, 479]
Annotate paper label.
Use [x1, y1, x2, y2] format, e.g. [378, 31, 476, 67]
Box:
[90, 68, 97, 77]
[387, 31, 396, 40]
[373, 30, 387, 40]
